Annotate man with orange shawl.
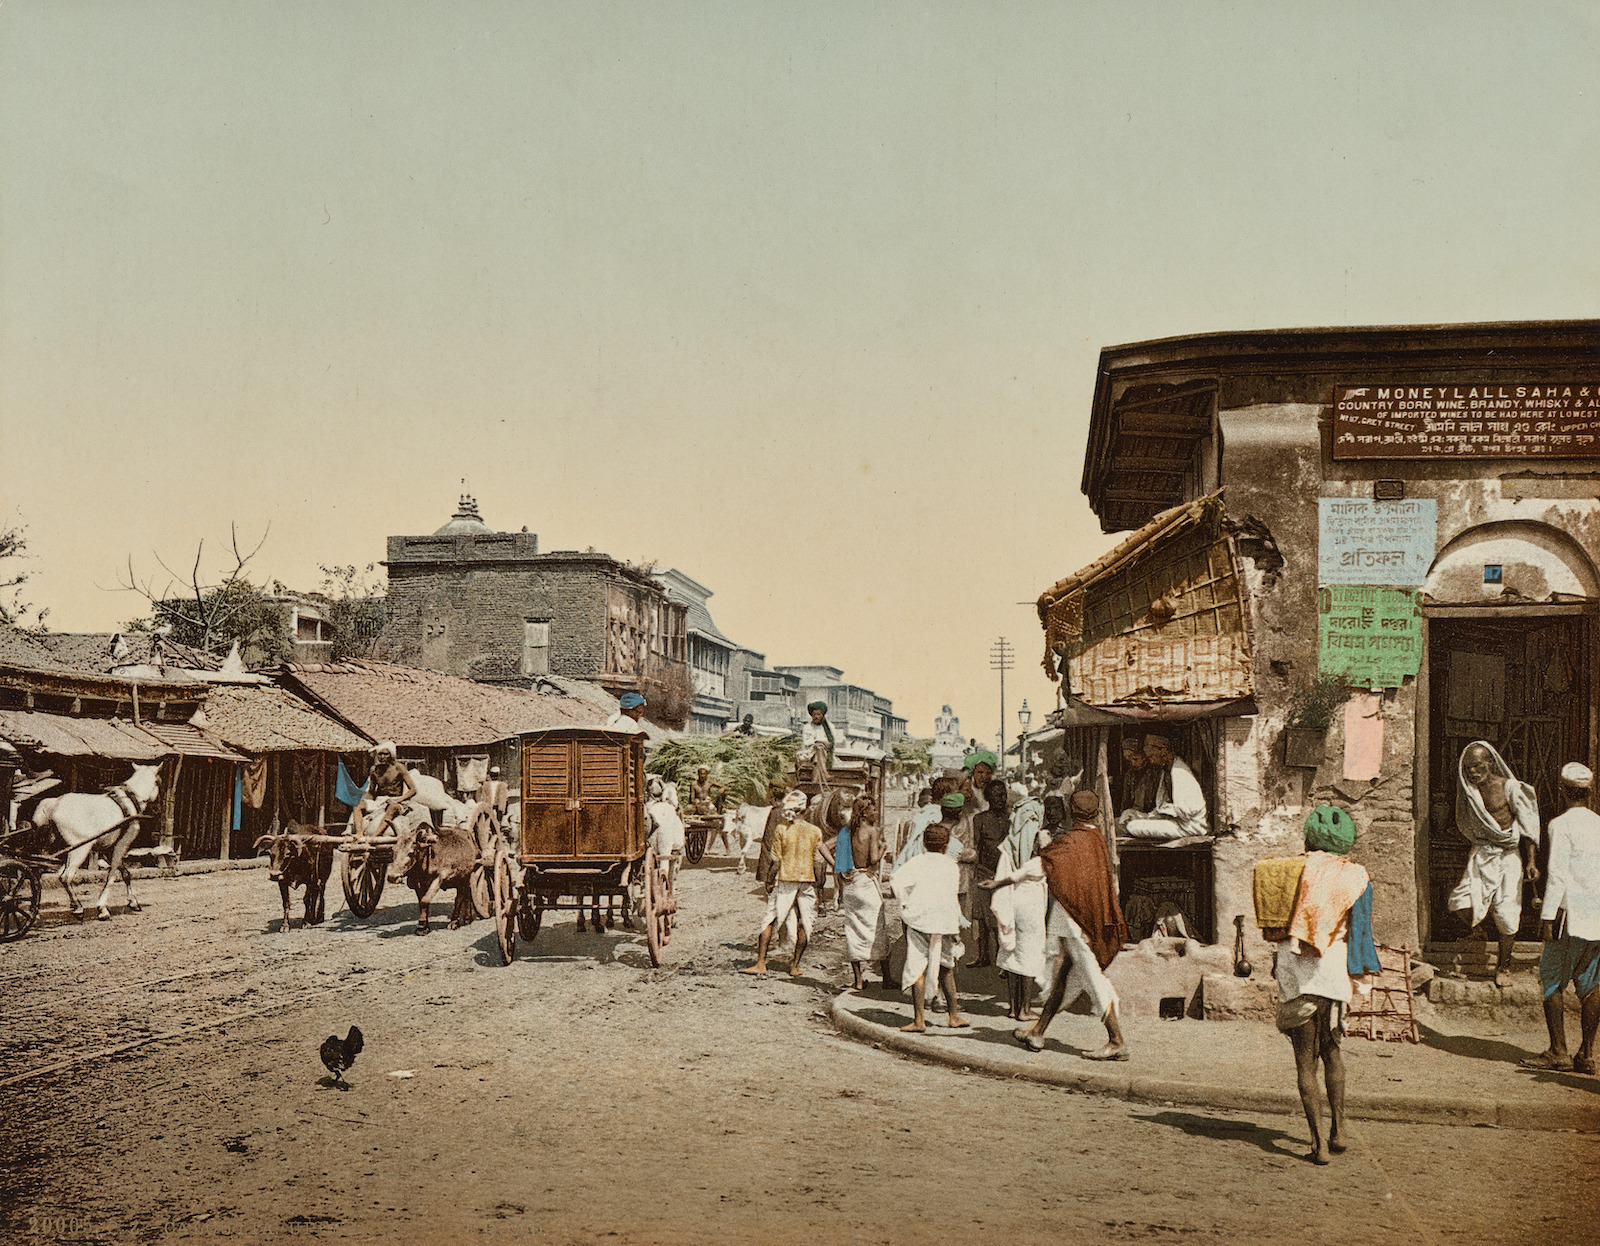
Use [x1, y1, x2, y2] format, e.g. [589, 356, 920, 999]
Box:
[1267, 804, 1380, 1166]
[1012, 789, 1128, 1061]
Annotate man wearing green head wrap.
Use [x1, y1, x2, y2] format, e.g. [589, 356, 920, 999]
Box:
[1269, 804, 1379, 1165]
[800, 701, 835, 784]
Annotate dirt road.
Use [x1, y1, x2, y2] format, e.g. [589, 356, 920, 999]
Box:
[3, 859, 1597, 1245]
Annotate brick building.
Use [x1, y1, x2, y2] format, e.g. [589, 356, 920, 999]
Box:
[377, 497, 692, 730]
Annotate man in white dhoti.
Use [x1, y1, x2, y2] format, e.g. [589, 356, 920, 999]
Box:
[1448, 740, 1540, 987]
[1015, 791, 1128, 1061]
[980, 789, 1056, 1021]
[741, 791, 831, 977]
[838, 796, 891, 989]
[890, 817, 968, 1032]
[1118, 735, 1208, 841]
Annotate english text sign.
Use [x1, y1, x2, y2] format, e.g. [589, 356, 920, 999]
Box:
[1332, 383, 1600, 459]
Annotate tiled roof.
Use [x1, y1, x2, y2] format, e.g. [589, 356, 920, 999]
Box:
[0, 626, 76, 673]
[199, 684, 371, 753]
[33, 632, 221, 674]
[278, 660, 605, 749]
[0, 710, 168, 760]
[136, 720, 248, 762]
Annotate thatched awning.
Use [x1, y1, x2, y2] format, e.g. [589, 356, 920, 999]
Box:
[1034, 491, 1254, 709]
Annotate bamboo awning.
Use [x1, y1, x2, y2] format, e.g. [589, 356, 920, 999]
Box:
[1035, 491, 1254, 708]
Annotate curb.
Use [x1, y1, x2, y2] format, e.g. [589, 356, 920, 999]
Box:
[828, 996, 1600, 1134]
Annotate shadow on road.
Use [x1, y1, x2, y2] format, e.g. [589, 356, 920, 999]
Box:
[1130, 1109, 1305, 1158]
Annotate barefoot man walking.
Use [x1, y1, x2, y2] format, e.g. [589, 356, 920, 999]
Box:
[1014, 790, 1128, 1061]
[742, 791, 831, 977]
[890, 810, 968, 1033]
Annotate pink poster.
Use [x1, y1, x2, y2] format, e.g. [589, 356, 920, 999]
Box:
[1343, 693, 1384, 781]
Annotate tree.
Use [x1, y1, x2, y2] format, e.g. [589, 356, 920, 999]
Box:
[120, 524, 290, 662]
[0, 522, 49, 631]
[891, 735, 933, 777]
[317, 563, 387, 661]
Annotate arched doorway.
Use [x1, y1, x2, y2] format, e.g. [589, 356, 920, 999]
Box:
[1417, 522, 1600, 958]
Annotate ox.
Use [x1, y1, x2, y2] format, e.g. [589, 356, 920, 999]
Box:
[256, 821, 333, 933]
[31, 763, 162, 921]
[386, 806, 488, 935]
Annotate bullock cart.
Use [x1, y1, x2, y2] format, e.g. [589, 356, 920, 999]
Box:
[491, 727, 676, 967]
[682, 813, 722, 865]
[260, 793, 501, 922]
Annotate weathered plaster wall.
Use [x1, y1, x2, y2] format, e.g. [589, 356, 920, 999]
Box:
[1217, 393, 1600, 961]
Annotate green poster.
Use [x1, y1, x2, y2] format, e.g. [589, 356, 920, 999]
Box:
[1317, 586, 1422, 688]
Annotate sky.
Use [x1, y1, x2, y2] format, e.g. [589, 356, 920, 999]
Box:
[2, 2, 1597, 743]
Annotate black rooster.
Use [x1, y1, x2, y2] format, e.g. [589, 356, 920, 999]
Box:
[319, 1025, 363, 1086]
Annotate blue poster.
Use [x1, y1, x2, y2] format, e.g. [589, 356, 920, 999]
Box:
[1317, 498, 1437, 587]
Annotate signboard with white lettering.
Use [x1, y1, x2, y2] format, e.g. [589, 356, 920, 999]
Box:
[1332, 383, 1600, 460]
[1317, 498, 1437, 587]
[1317, 586, 1423, 689]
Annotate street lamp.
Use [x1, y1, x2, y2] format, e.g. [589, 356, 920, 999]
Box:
[1018, 699, 1032, 783]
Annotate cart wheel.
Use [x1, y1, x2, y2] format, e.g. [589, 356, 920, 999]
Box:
[492, 844, 516, 965]
[642, 847, 664, 967]
[684, 828, 708, 865]
[0, 862, 41, 942]
[340, 848, 388, 918]
[518, 895, 543, 943]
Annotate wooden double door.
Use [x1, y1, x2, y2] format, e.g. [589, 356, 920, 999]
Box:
[1425, 612, 1594, 942]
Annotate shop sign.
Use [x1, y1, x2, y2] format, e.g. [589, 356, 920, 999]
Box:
[1332, 383, 1600, 460]
[1317, 586, 1422, 688]
[1317, 498, 1436, 587]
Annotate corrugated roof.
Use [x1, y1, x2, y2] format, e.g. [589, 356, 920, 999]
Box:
[279, 660, 605, 749]
[136, 720, 248, 762]
[0, 710, 167, 760]
[200, 684, 371, 753]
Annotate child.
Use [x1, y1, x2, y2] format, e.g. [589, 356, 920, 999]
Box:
[890, 810, 969, 1032]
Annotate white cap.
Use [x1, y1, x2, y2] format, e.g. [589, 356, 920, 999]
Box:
[1561, 762, 1593, 788]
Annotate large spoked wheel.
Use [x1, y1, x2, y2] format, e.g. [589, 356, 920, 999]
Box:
[642, 846, 676, 967]
[684, 826, 709, 865]
[340, 847, 388, 918]
[0, 861, 41, 942]
[492, 844, 516, 966]
[469, 806, 498, 920]
[518, 895, 543, 943]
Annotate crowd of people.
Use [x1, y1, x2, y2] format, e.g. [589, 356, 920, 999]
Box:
[737, 748, 1131, 1060]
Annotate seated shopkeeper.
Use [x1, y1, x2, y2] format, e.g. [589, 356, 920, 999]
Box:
[1116, 734, 1208, 843]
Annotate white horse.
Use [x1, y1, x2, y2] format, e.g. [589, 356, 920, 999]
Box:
[32, 763, 164, 921]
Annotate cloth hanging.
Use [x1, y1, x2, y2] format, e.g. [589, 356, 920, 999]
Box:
[240, 758, 268, 809]
[335, 758, 364, 807]
[1346, 882, 1381, 976]
[455, 755, 490, 794]
[232, 767, 243, 832]
[292, 752, 321, 815]
[1286, 852, 1371, 954]
[1252, 857, 1306, 932]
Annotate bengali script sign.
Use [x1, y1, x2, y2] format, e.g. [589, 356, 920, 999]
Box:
[1333, 383, 1600, 460]
[1317, 498, 1436, 587]
[1317, 586, 1422, 688]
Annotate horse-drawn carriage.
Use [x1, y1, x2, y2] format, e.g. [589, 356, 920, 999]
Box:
[0, 761, 170, 939]
[490, 726, 675, 966]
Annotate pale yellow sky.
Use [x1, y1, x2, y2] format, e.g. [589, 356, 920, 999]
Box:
[3, 2, 1598, 741]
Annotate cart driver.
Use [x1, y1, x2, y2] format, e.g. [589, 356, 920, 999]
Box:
[351, 743, 417, 839]
[605, 692, 649, 734]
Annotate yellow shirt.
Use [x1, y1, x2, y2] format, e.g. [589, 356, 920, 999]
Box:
[772, 819, 823, 884]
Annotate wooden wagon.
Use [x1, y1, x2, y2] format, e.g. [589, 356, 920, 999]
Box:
[490, 727, 675, 967]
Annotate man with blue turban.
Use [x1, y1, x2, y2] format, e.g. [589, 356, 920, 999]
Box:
[605, 691, 648, 734]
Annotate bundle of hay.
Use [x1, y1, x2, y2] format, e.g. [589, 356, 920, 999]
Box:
[646, 734, 800, 809]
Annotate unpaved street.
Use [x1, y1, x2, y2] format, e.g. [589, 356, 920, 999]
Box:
[4, 859, 1598, 1246]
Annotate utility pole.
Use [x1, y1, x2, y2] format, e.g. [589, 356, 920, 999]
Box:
[990, 637, 1014, 768]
